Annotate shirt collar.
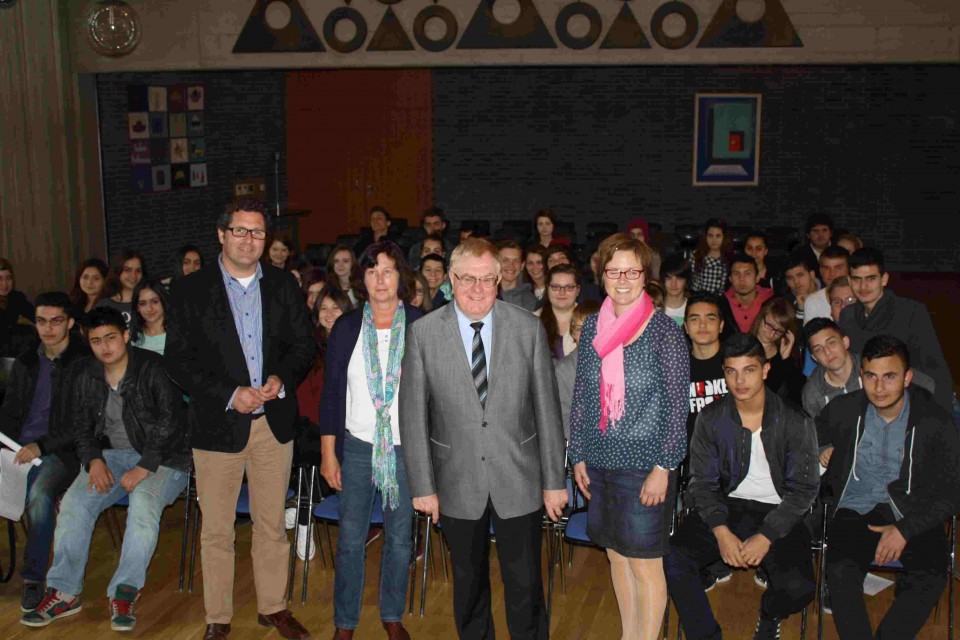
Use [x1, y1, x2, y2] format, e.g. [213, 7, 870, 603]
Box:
[453, 301, 493, 331]
[217, 253, 263, 287]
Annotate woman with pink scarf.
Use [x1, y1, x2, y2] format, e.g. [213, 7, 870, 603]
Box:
[569, 233, 690, 640]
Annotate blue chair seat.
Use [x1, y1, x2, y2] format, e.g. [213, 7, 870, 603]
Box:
[563, 511, 591, 544]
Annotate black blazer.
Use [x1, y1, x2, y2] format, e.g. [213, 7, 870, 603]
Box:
[318, 304, 422, 463]
[165, 262, 316, 453]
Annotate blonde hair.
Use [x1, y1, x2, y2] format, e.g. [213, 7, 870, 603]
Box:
[449, 237, 500, 276]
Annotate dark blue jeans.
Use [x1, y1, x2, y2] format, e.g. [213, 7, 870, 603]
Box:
[333, 433, 413, 629]
[22, 455, 76, 583]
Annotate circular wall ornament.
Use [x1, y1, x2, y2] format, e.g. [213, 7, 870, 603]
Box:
[87, 0, 142, 57]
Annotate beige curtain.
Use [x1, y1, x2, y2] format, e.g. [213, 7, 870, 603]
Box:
[0, 0, 104, 297]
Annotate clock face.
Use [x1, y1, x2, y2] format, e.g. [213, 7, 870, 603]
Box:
[87, 1, 141, 57]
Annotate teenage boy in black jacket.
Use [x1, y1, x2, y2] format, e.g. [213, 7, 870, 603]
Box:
[0, 292, 89, 612]
[665, 333, 819, 640]
[21, 307, 190, 632]
[817, 334, 960, 639]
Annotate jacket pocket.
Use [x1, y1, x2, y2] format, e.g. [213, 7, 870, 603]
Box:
[520, 432, 538, 446]
[430, 437, 451, 459]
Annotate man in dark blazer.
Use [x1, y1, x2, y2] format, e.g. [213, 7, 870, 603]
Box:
[399, 238, 567, 640]
[165, 198, 315, 640]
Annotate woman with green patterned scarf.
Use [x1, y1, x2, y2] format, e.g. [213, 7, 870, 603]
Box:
[319, 242, 422, 640]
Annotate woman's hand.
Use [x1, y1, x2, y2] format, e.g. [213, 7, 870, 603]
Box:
[573, 462, 591, 500]
[639, 466, 669, 506]
[779, 329, 796, 360]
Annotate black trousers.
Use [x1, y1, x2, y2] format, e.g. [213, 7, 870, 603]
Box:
[664, 498, 815, 639]
[826, 505, 947, 639]
[441, 499, 547, 640]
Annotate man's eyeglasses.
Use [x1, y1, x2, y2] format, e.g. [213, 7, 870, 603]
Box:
[604, 268, 643, 280]
[225, 226, 267, 240]
[549, 284, 579, 293]
[454, 273, 499, 289]
[830, 296, 857, 307]
[36, 316, 68, 327]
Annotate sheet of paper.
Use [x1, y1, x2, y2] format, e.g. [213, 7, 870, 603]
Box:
[0, 432, 42, 467]
[864, 571, 895, 596]
[0, 448, 32, 521]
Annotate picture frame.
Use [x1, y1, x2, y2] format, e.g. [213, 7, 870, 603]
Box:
[693, 93, 761, 186]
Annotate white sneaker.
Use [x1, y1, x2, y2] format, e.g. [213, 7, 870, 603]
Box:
[296, 524, 316, 560]
[284, 507, 297, 530]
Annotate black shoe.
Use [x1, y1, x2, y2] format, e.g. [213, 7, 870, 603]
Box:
[754, 566, 769, 589]
[21, 582, 44, 613]
[752, 614, 781, 640]
[701, 560, 733, 592]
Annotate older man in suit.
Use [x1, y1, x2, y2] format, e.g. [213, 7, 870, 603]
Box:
[400, 238, 567, 640]
[165, 198, 316, 640]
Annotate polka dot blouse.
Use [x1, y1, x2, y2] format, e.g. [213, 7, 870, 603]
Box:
[568, 311, 690, 471]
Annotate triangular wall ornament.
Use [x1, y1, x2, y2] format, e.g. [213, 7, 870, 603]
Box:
[233, 0, 325, 53]
[457, 0, 557, 49]
[698, 0, 803, 48]
[368, 6, 415, 51]
[600, 2, 651, 49]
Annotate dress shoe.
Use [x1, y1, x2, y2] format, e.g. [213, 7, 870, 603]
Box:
[203, 623, 231, 640]
[382, 621, 411, 640]
[332, 629, 354, 640]
[258, 609, 311, 639]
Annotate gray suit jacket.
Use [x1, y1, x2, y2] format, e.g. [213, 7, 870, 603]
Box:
[399, 300, 566, 520]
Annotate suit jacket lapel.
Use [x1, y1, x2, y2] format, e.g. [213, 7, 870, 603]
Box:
[441, 303, 484, 410]
[486, 301, 509, 408]
[212, 270, 250, 385]
[259, 271, 272, 378]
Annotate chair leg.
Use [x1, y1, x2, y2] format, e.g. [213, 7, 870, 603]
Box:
[300, 467, 318, 605]
[287, 466, 304, 603]
[408, 513, 421, 615]
[801, 604, 807, 639]
[817, 501, 829, 640]
[188, 500, 201, 592]
[439, 530, 449, 581]
[419, 519, 432, 616]
[178, 485, 192, 592]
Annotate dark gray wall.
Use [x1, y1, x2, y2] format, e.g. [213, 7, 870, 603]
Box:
[433, 65, 960, 271]
[96, 70, 287, 278]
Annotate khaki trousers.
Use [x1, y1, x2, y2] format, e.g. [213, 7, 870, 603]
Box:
[193, 416, 293, 623]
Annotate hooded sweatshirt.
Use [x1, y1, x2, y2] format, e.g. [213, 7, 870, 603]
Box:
[802, 353, 862, 418]
[840, 289, 953, 412]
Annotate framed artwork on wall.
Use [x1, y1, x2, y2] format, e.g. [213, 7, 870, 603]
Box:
[693, 93, 761, 186]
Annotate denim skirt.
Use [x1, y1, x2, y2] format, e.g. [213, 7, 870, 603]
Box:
[586, 466, 675, 559]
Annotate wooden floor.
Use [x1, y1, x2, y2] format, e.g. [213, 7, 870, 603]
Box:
[0, 506, 955, 639]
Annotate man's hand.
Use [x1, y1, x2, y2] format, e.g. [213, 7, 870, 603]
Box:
[320, 455, 342, 492]
[413, 494, 440, 524]
[739, 533, 772, 566]
[819, 446, 835, 468]
[232, 387, 264, 414]
[639, 466, 670, 506]
[13, 443, 41, 465]
[258, 375, 283, 402]
[572, 462, 591, 500]
[87, 459, 115, 494]
[120, 466, 151, 493]
[713, 526, 747, 568]
[543, 489, 568, 522]
[869, 524, 907, 565]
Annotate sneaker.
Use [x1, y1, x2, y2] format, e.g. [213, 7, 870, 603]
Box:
[296, 524, 316, 560]
[109, 584, 140, 631]
[752, 614, 781, 640]
[754, 566, 769, 589]
[21, 581, 44, 612]
[284, 506, 297, 530]
[20, 588, 82, 627]
[701, 560, 733, 592]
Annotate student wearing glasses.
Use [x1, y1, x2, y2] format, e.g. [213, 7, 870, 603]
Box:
[749, 298, 804, 405]
[0, 292, 89, 613]
[536, 264, 581, 358]
[827, 277, 856, 324]
[569, 233, 689, 640]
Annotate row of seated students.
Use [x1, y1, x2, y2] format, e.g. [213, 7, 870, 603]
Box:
[0, 205, 957, 639]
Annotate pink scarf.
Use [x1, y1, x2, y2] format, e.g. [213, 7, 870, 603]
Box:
[592, 292, 655, 434]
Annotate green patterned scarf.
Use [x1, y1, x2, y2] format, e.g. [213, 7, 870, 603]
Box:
[361, 301, 405, 510]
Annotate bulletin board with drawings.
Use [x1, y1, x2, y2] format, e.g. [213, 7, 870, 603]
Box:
[128, 84, 207, 192]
